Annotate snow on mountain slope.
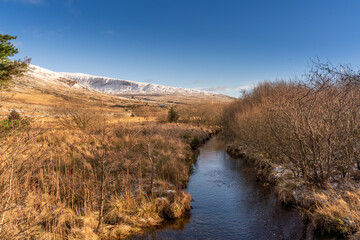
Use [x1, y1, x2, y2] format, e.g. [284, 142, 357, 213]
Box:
[27, 65, 66, 83]
[26, 65, 217, 96]
[59, 72, 212, 95]
[26, 65, 84, 89]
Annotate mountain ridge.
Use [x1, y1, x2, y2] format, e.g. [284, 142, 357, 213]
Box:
[25, 64, 216, 96]
[59, 71, 213, 95]
[25, 64, 220, 96]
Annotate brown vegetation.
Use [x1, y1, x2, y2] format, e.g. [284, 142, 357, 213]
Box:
[178, 102, 226, 126]
[0, 101, 216, 239]
[0, 34, 230, 239]
[223, 62, 360, 236]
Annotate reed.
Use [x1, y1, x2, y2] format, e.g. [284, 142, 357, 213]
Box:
[0, 104, 213, 239]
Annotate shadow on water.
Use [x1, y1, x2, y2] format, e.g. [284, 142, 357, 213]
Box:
[130, 137, 335, 240]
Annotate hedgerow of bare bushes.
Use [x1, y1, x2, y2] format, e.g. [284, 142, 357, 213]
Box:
[224, 62, 360, 187]
[223, 62, 360, 235]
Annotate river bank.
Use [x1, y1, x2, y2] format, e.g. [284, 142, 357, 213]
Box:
[130, 137, 312, 240]
[0, 113, 221, 239]
[227, 141, 360, 238]
[94, 124, 219, 239]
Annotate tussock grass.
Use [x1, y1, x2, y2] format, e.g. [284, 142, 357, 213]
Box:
[312, 190, 360, 235]
[0, 60, 228, 239]
[0, 103, 214, 239]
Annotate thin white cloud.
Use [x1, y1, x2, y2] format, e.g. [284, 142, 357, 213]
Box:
[25, 0, 42, 4]
[202, 86, 227, 91]
[13, 40, 23, 47]
[3, 0, 43, 4]
[102, 30, 115, 35]
[23, 27, 64, 38]
[233, 85, 253, 91]
[202, 85, 253, 92]
[65, 0, 79, 16]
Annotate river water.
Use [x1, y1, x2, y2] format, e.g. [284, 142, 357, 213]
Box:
[131, 137, 319, 240]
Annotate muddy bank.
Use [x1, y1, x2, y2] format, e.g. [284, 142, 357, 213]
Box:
[227, 141, 360, 238]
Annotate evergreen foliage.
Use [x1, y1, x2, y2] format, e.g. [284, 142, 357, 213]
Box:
[0, 34, 30, 86]
[167, 107, 179, 122]
[0, 110, 28, 131]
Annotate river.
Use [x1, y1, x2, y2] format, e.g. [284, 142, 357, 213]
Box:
[130, 137, 320, 240]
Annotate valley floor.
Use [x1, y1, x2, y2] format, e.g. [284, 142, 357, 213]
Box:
[1, 110, 218, 239]
[0, 71, 227, 239]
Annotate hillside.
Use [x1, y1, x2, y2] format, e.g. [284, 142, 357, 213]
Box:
[0, 64, 229, 239]
[0, 65, 232, 120]
[59, 72, 209, 95]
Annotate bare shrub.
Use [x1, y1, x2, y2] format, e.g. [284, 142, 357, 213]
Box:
[0, 124, 44, 239]
[55, 104, 100, 130]
[223, 62, 360, 187]
[179, 102, 226, 126]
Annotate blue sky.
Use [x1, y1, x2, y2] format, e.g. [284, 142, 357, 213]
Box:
[1, 0, 360, 97]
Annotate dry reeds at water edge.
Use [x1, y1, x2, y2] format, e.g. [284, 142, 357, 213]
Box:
[0, 108, 213, 239]
[223, 62, 360, 236]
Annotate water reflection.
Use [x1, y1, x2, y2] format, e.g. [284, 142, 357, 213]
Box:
[131, 137, 318, 240]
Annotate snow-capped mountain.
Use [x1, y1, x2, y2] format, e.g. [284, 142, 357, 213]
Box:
[26, 65, 84, 89]
[26, 65, 214, 96]
[59, 72, 210, 95]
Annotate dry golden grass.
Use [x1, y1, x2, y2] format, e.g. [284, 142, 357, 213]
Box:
[0, 105, 215, 239]
[312, 189, 360, 235]
[0, 66, 228, 239]
[0, 71, 232, 122]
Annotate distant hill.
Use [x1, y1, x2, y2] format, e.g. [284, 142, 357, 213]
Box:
[23, 64, 232, 99]
[24, 64, 221, 96]
[59, 71, 212, 95]
[0, 64, 232, 117]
